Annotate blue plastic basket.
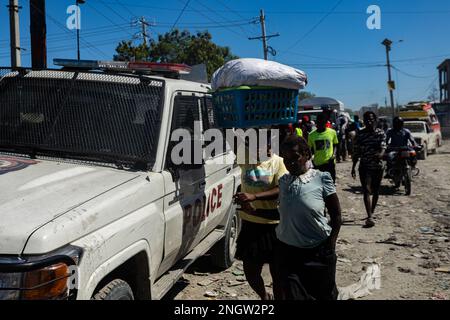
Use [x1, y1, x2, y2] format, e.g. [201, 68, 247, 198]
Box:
[212, 87, 299, 128]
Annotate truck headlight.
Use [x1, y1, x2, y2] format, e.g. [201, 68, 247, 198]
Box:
[0, 246, 82, 300]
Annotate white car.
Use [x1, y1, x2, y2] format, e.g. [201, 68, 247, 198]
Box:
[404, 121, 439, 160]
[0, 61, 241, 300]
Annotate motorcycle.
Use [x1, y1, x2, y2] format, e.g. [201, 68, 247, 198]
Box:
[384, 145, 422, 195]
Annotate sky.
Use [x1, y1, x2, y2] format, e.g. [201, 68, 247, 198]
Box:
[0, 0, 449, 110]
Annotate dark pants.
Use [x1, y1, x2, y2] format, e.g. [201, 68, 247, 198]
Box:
[315, 160, 336, 183]
[359, 166, 383, 195]
[274, 239, 338, 300]
[336, 137, 347, 162]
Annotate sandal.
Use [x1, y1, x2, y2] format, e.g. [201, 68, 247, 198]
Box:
[364, 218, 375, 228]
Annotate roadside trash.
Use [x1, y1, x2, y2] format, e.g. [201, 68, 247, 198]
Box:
[338, 258, 352, 264]
[193, 271, 209, 276]
[204, 290, 219, 298]
[197, 278, 218, 287]
[434, 266, 450, 274]
[358, 239, 375, 244]
[338, 263, 381, 300]
[221, 288, 238, 297]
[419, 227, 435, 234]
[228, 280, 246, 287]
[232, 270, 245, 276]
[376, 238, 417, 248]
[431, 292, 448, 300]
[236, 276, 247, 282]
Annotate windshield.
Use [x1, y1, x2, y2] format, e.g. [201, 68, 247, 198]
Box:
[297, 111, 338, 124]
[0, 69, 164, 168]
[404, 123, 425, 133]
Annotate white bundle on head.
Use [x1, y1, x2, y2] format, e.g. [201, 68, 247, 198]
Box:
[211, 58, 307, 91]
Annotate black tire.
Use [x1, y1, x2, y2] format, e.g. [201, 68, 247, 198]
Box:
[418, 145, 427, 160]
[404, 168, 412, 196]
[92, 279, 134, 300]
[210, 205, 241, 269]
[432, 146, 438, 154]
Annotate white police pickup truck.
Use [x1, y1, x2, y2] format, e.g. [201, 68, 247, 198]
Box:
[0, 60, 241, 300]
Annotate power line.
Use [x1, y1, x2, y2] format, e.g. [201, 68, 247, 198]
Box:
[113, 0, 137, 18]
[281, 0, 344, 54]
[213, 0, 260, 34]
[0, 24, 135, 49]
[24, 0, 108, 58]
[391, 66, 436, 79]
[91, 2, 450, 15]
[99, 1, 131, 24]
[0, 36, 128, 59]
[171, 0, 192, 31]
[192, 0, 249, 38]
[177, 0, 246, 39]
[85, 2, 135, 37]
[198, 0, 255, 37]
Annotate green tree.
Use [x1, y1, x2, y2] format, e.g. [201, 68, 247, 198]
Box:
[114, 29, 238, 80]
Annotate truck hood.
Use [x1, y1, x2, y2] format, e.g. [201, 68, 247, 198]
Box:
[0, 155, 140, 254]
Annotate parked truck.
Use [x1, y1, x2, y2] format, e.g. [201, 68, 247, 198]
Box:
[0, 60, 241, 300]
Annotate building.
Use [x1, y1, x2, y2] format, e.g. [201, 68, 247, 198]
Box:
[438, 59, 450, 103]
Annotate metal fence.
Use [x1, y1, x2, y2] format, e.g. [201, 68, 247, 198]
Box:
[0, 68, 165, 167]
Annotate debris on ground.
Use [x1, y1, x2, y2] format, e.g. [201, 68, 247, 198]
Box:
[197, 278, 219, 287]
[434, 266, 450, 274]
[431, 292, 448, 300]
[418, 227, 435, 234]
[232, 270, 245, 276]
[204, 290, 219, 298]
[338, 263, 381, 300]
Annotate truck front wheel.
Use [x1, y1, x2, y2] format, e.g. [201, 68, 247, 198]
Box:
[418, 144, 427, 160]
[92, 279, 134, 300]
[210, 206, 241, 269]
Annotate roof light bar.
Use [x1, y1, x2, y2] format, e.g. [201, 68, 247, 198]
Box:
[128, 62, 192, 75]
[53, 59, 191, 75]
[54, 59, 98, 69]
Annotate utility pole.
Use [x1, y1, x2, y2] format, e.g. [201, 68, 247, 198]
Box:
[76, 0, 85, 61]
[249, 9, 279, 60]
[30, 0, 47, 69]
[138, 17, 151, 46]
[8, 0, 21, 68]
[382, 38, 395, 119]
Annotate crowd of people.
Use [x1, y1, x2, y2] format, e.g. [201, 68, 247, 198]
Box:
[232, 110, 417, 300]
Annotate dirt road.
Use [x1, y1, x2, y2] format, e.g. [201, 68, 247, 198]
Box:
[167, 142, 450, 300]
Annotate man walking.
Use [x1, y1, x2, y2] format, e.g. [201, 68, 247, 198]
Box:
[351, 111, 386, 228]
[308, 113, 339, 182]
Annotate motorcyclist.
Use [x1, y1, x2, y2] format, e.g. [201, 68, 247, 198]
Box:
[386, 117, 417, 150]
[385, 117, 418, 176]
